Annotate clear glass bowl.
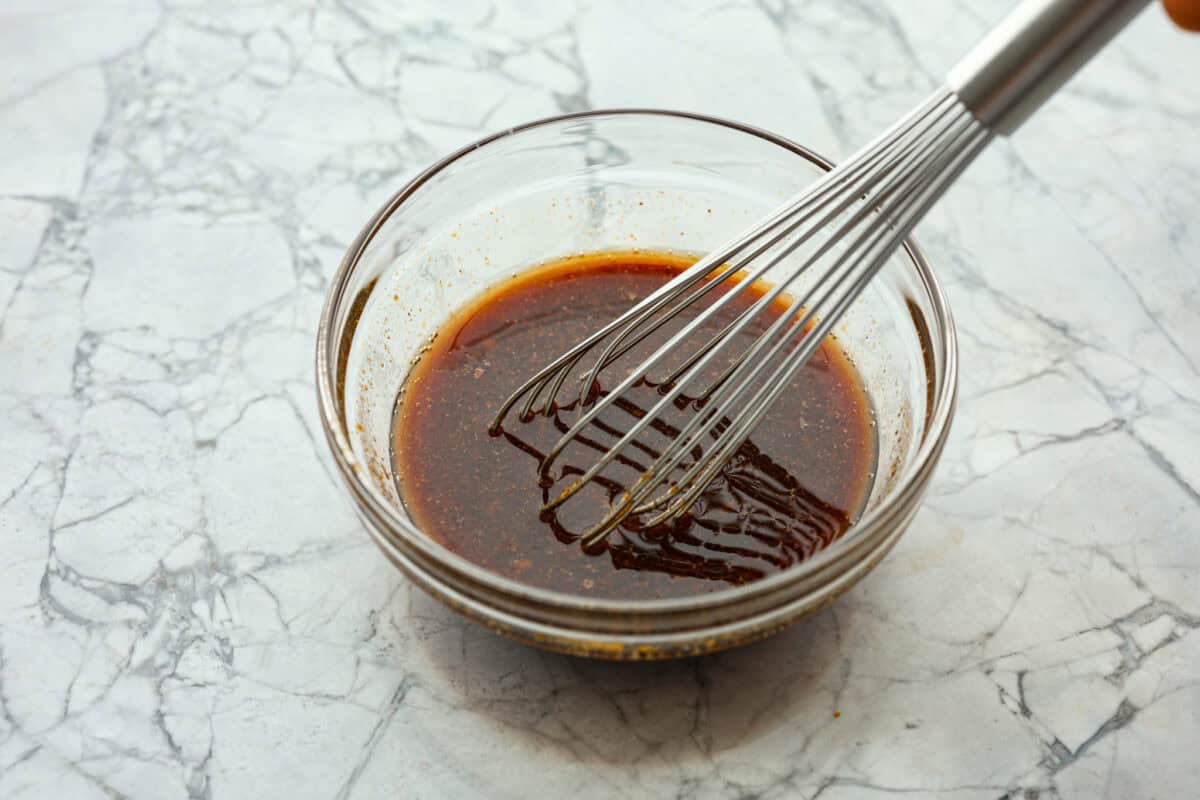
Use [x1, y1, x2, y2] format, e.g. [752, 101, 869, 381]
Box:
[315, 110, 957, 659]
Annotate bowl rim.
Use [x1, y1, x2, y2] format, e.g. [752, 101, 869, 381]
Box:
[315, 107, 958, 619]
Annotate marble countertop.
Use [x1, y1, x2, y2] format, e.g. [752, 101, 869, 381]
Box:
[2, 1, 1198, 797]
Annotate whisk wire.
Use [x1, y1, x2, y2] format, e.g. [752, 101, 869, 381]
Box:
[631, 126, 993, 537]
[539, 92, 969, 505]
[490, 90, 954, 430]
[578, 112, 989, 543]
[660, 94, 975, 402]
[536, 91, 964, 490]
[567, 90, 958, 410]
[628, 113, 983, 514]
[501, 89, 990, 547]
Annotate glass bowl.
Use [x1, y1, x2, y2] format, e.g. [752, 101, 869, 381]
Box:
[315, 110, 957, 660]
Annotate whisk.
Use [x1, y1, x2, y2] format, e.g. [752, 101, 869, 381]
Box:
[490, 0, 1152, 549]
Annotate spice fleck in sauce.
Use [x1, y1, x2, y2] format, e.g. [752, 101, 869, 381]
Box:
[392, 251, 875, 599]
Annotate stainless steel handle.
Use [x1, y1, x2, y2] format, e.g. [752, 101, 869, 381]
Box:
[947, 0, 1150, 135]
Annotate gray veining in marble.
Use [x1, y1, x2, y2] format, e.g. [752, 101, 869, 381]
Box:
[1, 1, 1198, 798]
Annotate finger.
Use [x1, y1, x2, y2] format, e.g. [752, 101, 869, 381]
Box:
[1163, 0, 1200, 31]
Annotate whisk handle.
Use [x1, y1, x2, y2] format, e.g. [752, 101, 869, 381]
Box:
[948, 0, 1150, 135]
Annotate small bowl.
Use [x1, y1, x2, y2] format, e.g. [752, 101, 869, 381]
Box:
[315, 110, 957, 660]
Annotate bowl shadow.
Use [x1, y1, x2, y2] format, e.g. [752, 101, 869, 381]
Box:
[412, 589, 850, 766]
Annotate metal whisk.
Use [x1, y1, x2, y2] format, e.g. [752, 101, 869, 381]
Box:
[490, 0, 1150, 549]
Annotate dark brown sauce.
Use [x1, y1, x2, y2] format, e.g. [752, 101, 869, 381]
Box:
[392, 251, 875, 599]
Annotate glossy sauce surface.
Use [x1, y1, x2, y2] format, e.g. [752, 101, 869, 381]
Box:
[392, 252, 875, 599]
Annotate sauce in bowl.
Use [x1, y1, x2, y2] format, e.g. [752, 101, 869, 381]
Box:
[391, 251, 875, 599]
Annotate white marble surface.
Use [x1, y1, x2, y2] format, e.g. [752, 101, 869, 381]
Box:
[1, 1, 1198, 797]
